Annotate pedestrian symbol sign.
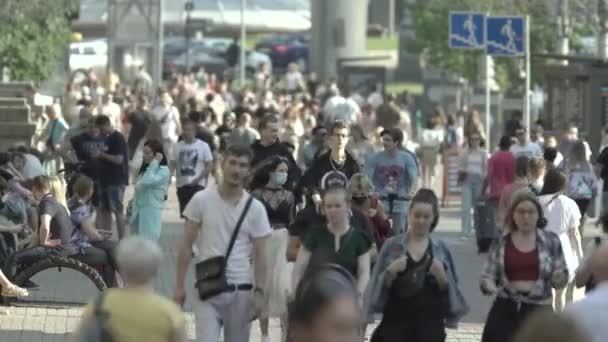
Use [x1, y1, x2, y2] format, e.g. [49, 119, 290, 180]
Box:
[485, 16, 525, 56]
[449, 12, 485, 49]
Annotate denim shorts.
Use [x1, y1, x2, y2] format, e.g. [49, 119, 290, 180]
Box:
[99, 185, 125, 213]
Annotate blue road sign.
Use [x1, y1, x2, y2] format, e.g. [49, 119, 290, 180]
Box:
[449, 12, 485, 49]
[486, 16, 525, 56]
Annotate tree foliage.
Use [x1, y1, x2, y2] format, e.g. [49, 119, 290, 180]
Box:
[407, 0, 583, 94]
[0, 0, 77, 83]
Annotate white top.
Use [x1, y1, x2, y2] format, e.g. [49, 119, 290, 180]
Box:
[538, 194, 581, 236]
[465, 150, 488, 176]
[100, 102, 122, 131]
[565, 283, 608, 342]
[171, 139, 213, 188]
[510, 142, 542, 158]
[285, 71, 303, 91]
[323, 95, 360, 126]
[420, 128, 444, 147]
[183, 187, 272, 284]
[22, 153, 44, 179]
[151, 104, 181, 143]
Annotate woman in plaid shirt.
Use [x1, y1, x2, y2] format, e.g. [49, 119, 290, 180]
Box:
[480, 190, 568, 342]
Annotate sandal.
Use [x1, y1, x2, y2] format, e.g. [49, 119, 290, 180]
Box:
[1, 284, 28, 297]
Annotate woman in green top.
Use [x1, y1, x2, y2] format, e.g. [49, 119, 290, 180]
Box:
[292, 187, 372, 299]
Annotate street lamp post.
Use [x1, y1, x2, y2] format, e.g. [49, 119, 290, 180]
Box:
[185, 1, 194, 72]
[240, 0, 247, 85]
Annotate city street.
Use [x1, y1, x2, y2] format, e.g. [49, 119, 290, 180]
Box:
[0, 181, 593, 341]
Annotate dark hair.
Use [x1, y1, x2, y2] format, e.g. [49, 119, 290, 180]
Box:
[289, 264, 357, 328]
[0, 152, 10, 166]
[72, 175, 95, 198]
[139, 139, 168, 175]
[94, 114, 111, 127]
[499, 136, 513, 150]
[311, 125, 327, 136]
[259, 115, 279, 131]
[505, 190, 547, 230]
[381, 128, 404, 145]
[409, 188, 440, 231]
[540, 169, 567, 195]
[224, 144, 254, 163]
[446, 113, 456, 126]
[249, 156, 289, 190]
[181, 118, 196, 129]
[329, 120, 349, 136]
[32, 175, 51, 193]
[515, 156, 530, 178]
[544, 147, 558, 164]
[11, 152, 25, 164]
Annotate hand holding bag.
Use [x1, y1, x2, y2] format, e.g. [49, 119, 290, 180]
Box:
[194, 196, 254, 301]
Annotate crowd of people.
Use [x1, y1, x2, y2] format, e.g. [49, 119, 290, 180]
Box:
[0, 64, 606, 342]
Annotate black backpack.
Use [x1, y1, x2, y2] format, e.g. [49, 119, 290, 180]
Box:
[585, 237, 603, 293]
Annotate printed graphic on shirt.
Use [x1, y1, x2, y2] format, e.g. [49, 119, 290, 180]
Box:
[376, 165, 407, 194]
[178, 149, 199, 176]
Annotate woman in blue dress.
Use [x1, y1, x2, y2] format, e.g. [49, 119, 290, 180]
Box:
[129, 139, 170, 241]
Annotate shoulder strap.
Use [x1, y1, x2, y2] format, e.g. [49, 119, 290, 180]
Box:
[225, 195, 254, 259]
[595, 236, 602, 246]
[93, 291, 108, 317]
[544, 193, 561, 207]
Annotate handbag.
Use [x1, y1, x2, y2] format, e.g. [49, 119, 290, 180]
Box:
[392, 246, 433, 298]
[194, 195, 254, 301]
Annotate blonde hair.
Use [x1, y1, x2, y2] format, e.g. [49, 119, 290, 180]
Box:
[48, 176, 68, 212]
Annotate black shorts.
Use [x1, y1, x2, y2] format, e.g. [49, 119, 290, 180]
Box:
[177, 184, 205, 215]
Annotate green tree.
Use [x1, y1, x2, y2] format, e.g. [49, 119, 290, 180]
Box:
[407, 0, 575, 94]
[0, 0, 78, 83]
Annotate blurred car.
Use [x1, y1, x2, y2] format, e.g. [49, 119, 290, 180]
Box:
[164, 45, 227, 78]
[255, 32, 309, 71]
[163, 37, 271, 78]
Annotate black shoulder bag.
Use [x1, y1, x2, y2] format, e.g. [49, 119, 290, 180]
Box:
[195, 195, 254, 301]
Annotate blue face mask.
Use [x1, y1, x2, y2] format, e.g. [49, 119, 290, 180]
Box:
[270, 171, 288, 186]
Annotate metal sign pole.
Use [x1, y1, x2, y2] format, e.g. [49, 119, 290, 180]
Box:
[485, 54, 491, 151]
[240, 0, 247, 85]
[524, 15, 531, 140]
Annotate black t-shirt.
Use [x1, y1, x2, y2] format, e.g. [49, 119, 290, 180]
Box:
[215, 125, 233, 152]
[597, 146, 608, 192]
[296, 151, 360, 201]
[99, 131, 129, 186]
[126, 111, 150, 157]
[71, 132, 106, 180]
[39, 195, 76, 253]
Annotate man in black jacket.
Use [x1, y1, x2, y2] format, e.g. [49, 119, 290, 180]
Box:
[250, 115, 300, 189]
[295, 120, 360, 207]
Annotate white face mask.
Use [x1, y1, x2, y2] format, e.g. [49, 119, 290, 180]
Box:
[270, 171, 288, 186]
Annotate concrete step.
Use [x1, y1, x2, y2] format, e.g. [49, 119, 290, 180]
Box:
[0, 122, 36, 138]
[0, 106, 30, 122]
[0, 97, 27, 106]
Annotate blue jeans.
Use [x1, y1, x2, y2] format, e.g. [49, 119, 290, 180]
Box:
[382, 199, 410, 235]
[462, 173, 483, 235]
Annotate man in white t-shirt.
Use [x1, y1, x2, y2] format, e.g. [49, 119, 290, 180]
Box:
[170, 119, 213, 215]
[175, 144, 271, 342]
[100, 93, 122, 133]
[151, 88, 182, 157]
[510, 126, 542, 158]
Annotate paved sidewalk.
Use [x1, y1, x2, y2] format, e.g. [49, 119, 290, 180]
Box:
[0, 183, 487, 341]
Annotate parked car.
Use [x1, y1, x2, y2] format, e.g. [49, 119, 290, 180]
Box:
[255, 32, 309, 71]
